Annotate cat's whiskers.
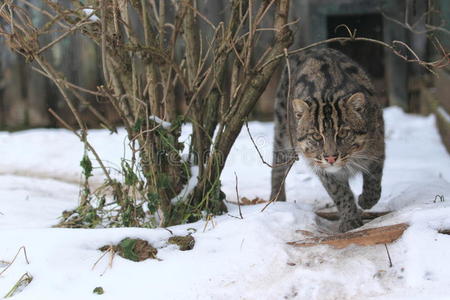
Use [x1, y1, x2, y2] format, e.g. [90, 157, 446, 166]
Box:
[348, 159, 375, 178]
[351, 154, 382, 163]
[345, 163, 358, 176]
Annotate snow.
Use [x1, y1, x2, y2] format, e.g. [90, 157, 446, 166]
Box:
[170, 166, 198, 205]
[149, 115, 172, 129]
[82, 9, 100, 22]
[1, 107, 450, 299]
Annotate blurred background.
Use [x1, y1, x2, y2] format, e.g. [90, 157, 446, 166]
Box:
[0, 0, 449, 150]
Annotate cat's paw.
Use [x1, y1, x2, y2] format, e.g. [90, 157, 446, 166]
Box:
[338, 217, 363, 232]
[358, 194, 378, 210]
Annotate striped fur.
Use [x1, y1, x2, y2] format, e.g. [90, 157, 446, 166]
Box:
[271, 48, 385, 232]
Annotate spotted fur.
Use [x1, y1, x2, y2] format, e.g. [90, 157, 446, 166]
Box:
[271, 48, 385, 232]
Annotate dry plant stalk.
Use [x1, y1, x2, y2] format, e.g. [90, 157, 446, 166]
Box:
[0, 246, 30, 277]
[4, 272, 33, 298]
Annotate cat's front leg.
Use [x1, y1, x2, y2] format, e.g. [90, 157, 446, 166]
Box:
[318, 173, 362, 232]
[358, 160, 383, 209]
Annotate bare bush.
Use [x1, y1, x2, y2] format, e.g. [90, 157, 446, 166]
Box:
[0, 0, 293, 227]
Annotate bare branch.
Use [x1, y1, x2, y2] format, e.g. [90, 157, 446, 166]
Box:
[48, 109, 113, 184]
[261, 159, 295, 212]
[258, 29, 449, 73]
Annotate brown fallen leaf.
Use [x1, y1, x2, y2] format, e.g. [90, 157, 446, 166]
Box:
[239, 197, 267, 205]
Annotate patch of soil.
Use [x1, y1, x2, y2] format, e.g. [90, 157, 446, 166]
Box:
[100, 238, 157, 262]
[99, 235, 196, 262]
[168, 235, 195, 251]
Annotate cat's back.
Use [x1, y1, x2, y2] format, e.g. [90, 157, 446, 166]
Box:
[289, 47, 374, 101]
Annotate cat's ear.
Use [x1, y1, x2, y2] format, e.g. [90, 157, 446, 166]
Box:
[292, 98, 309, 119]
[345, 92, 365, 112]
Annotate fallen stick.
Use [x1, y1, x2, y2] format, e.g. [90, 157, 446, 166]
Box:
[288, 223, 409, 248]
[315, 211, 391, 221]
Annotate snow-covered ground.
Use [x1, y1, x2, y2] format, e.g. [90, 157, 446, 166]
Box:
[0, 107, 449, 299]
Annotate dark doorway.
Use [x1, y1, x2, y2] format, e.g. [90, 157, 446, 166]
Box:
[327, 13, 387, 105]
[327, 13, 384, 78]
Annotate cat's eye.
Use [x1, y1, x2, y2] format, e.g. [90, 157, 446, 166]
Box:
[295, 112, 302, 119]
[351, 143, 361, 150]
[311, 132, 322, 141]
[337, 128, 349, 138]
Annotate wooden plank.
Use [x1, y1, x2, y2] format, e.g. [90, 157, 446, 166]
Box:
[288, 223, 409, 248]
[290, 225, 450, 249]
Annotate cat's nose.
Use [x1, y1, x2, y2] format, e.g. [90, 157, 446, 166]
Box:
[324, 154, 338, 164]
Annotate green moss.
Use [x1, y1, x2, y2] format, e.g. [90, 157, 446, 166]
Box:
[93, 287, 104, 295]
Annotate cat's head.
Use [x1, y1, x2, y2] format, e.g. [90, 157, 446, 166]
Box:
[292, 92, 370, 173]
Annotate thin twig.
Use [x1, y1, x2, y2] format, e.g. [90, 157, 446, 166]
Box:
[16, 0, 69, 29]
[227, 214, 243, 219]
[48, 108, 113, 184]
[30, 66, 116, 132]
[254, 0, 277, 26]
[106, 248, 115, 275]
[384, 243, 393, 268]
[33, 57, 87, 133]
[37, 13, 95, 55]
[0, 246, 30, 277]
[202, 214, 216, 232]
[234, 171, 243, 219]
[91, 246, 112, 270]
[182, 1, 216, 30]
[258, 33, 449, 73]
[379, 3, 450, 35]
[261, 160, 294, 212]
[31, 67, 103, 96]
[245, 121, 296, 168]
[4, 272, 33, 298]
[71, 89, 117, 133]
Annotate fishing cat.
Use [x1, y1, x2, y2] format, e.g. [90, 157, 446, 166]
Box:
[271, 47, 385, 232]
